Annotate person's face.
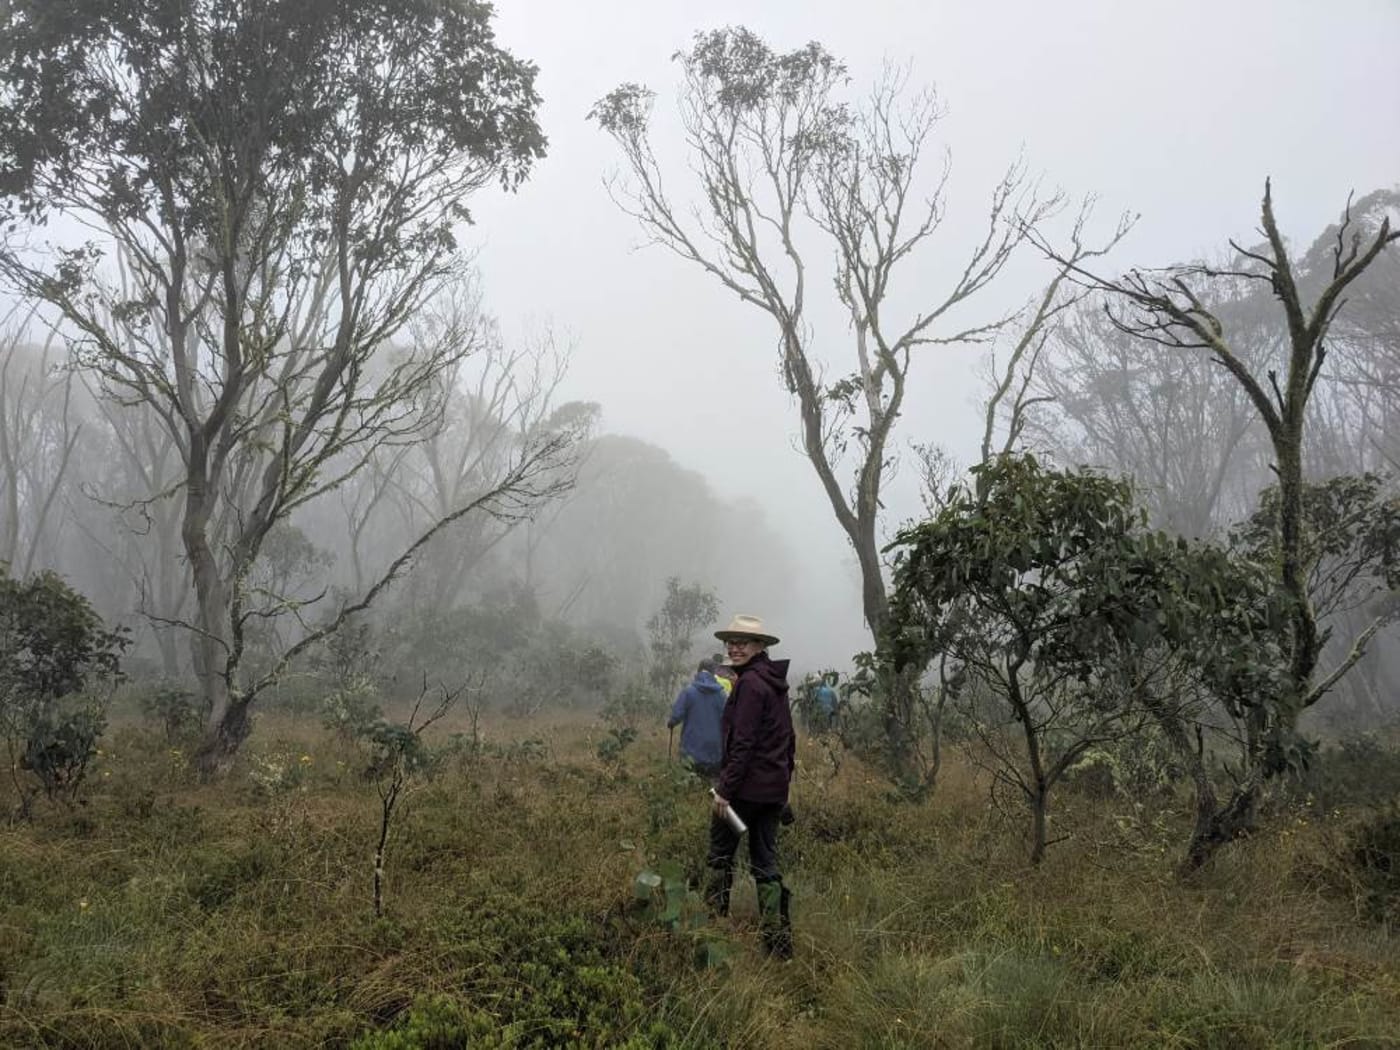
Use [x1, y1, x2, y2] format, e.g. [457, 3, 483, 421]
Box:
[724, 637, 765, 666]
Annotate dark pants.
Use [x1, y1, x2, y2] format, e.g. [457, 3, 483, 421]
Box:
[705, 799, 792, 958]
[707, 799, 783, 883]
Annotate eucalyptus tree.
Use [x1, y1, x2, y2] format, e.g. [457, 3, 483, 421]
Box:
[0, 0, 550, 774]
[591, 28, 1070, 774]
[1032, 190, 1400, 539]
[591, 28, 1059, 648]
[1045, 183, 1399, 838]
[886, 452, 1328, 869]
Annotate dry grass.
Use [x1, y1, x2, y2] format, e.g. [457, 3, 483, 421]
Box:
[0, 709, 1397, 1047]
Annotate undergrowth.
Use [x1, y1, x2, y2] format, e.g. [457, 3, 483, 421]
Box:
[0, 710, 1397, 1048]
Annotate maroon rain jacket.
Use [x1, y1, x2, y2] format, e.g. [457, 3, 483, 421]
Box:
[716, 651, 795, 804]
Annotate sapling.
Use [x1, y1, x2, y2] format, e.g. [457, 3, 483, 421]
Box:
[361, 673, 469, 917]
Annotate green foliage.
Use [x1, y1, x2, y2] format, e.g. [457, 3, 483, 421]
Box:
[0, 0, 546, 232]
[21, 703, 105, 805]
[321, 674, 384, 742]
[492, 735, 551, 763]
[353, 895, 689, 1049]
[0, 569, 125, 705]
[885, 455, 1154, 854]
[1290, 732, 1400, 808]
[1064, 723, 1184, 801]
[633, 860, 696, 930]
[1, 713, 1399, 1046]
[361, 719, 437, 782]
[885, 453, 1328, 861]
[350, 995, 496, 1048]
[0, 568, 125, 814]
[308, 619, 382, 692]
[595, 725, 637, 766]
[645, 577, 720, 694]
[385, 593, 613, 718]
[1231, 472, 1400, 618]
[602, 679, 660, 732]
[138, 683, 203, 745]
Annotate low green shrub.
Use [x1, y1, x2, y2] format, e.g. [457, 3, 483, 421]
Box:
[137, 682, 203, 745]
[596, 725, 637, 766]
[354, 893, 699, 1049]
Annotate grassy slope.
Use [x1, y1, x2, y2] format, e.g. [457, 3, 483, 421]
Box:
[1, 710, 1397, 1048]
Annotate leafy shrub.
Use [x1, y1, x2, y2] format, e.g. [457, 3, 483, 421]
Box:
[380, 590, 615, 718]
[489, 735, 551, 763]
[0, 568, 125, 816]
[595, 725, 637, 766]
[350, 995, 495, 1048]
[1064, 724, 1183, 801]
[139, 682, 203, 745]
[322, 673, 384, 742]
[21, 701, 105, 804]
[353, 894, 692, 1049]
[602, 679, 658, 732]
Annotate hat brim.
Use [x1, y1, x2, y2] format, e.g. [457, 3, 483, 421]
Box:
[715, 630, 780, 646]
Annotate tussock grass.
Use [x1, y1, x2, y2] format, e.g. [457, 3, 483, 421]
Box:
[1, 710, 1397, 1047]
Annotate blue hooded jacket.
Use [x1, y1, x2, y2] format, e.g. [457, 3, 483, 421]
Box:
[667, 670, 726, 767]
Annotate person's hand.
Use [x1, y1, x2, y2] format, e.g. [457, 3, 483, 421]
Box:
[712, 794, 731, 820]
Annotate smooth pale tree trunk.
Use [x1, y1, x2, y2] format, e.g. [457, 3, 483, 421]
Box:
[182, 451, 245, 778]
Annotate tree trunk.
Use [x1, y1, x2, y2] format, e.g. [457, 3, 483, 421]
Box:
[1182, 778, 1260, 873]
[1275, 434, 1320, 701]
[182, 448, 244, 779]
[1028, 787, 1048, 865]
[1008, 665, 1052, 864]
[1138, 691, 1250, 874]
[193, 694, 254, 778]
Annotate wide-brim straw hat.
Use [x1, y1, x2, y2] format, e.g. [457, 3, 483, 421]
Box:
[714, 614, 780, 646]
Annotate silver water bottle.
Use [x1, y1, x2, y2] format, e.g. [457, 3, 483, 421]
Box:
[710, 788, 748, 834]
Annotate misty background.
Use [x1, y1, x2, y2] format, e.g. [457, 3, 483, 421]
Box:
[2, 0, 1398, 698]
[468, 0, 1400, 665]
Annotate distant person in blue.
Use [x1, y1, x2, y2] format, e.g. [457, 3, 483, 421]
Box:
[667, 657, 727, 778]
[810, 672, 839, 732]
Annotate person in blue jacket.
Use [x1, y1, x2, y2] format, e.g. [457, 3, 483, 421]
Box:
[667, 657, 727, 778]
[810, 672, 839, 732]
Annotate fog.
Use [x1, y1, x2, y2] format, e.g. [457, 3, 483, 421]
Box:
[1, 0, 1398, 698]
[463, 0, 1400, 667]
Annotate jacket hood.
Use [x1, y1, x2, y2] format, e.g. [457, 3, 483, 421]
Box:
[741, 653, 790, 689]
[693, 670, 725, 693]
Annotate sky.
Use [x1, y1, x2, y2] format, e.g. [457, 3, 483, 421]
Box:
[461, 0, 1400, 668]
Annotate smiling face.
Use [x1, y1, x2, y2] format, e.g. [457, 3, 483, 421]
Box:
[723, 636, 766, 667]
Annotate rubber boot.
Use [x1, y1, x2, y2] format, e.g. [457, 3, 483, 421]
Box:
[757, 879, 793, 960]
[704, 865, 734, 918]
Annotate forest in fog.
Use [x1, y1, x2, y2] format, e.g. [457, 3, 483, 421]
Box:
[1, 1, 1399, 1047]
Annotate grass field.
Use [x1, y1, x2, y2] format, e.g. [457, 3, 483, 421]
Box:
[2, 707, 1397, 1048]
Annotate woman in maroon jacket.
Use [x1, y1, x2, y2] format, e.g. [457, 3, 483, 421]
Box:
[707, 614, 795, 959]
